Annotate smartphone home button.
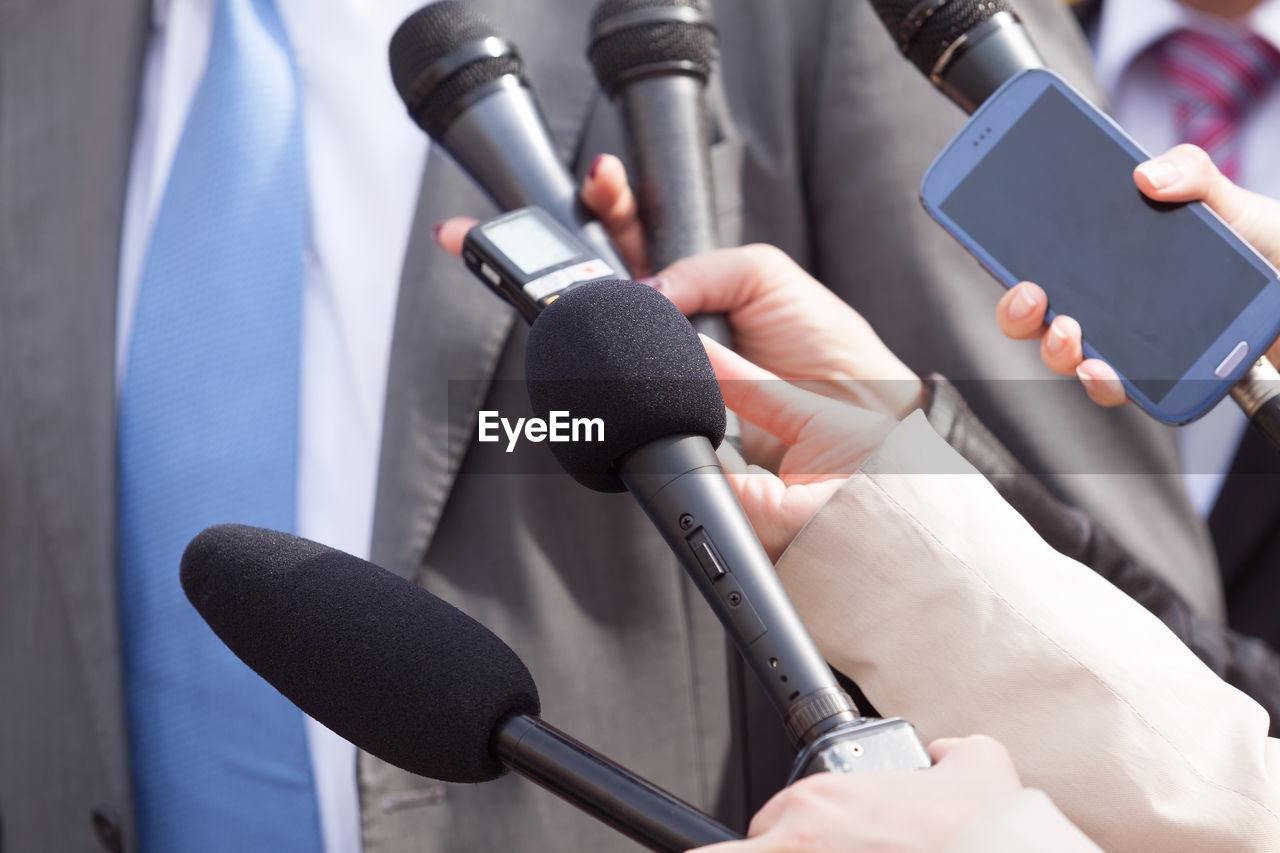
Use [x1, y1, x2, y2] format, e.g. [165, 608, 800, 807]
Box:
[1214, 341, 1250, 378]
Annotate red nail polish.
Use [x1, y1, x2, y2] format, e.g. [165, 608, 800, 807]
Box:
[588, 154, 605, 181]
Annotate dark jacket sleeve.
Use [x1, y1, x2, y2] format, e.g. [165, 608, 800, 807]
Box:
[922, 374, 1280, 734]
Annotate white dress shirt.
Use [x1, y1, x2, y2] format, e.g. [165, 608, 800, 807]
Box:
[116, 1, 432, 850]
[1089, 0, 1280, 517]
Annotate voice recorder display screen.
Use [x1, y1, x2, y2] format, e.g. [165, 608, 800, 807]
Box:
[941, 86, 1269, 402]
[483, 213, 579, 275]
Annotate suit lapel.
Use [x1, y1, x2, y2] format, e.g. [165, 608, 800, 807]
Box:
[0, 0, 149, 799]
[369, 0, 603, 578]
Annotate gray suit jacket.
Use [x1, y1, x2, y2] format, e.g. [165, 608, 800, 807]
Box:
[0, 1, 1219, 851]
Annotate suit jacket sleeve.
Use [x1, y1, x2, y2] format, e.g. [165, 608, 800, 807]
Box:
[774, 412, 1280, 851]
[921, 375, 1280, 734]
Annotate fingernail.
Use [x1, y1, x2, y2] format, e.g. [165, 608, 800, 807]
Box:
[588, 154, 605, 181]
[637, 275, 665, 291]
[1137, 160, 1181, 190]
[1076, 365, 1097, 395]
[431, 221, 444, 244]
[1008, 286, 1038, 321]
[1045, 319, 1068, 354]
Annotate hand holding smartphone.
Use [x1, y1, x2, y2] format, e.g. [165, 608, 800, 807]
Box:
[920, 69, 1280, 424]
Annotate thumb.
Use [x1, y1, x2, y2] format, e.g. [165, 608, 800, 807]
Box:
[1134, 144, 1280, 264]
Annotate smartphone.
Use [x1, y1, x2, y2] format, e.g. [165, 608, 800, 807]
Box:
[920, 68, 1280, 424]
[462, 206, 618, 324]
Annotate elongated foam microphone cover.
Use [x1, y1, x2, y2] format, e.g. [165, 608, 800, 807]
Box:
[525, 279, 725, 492]
[180, 524, 540, 783]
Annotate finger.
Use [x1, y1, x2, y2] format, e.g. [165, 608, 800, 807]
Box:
[1134, 144, 1250, 221]
[722, 464, 789, 560]
[1076, 359, 1127, 407]
[715, 439, 749, 476]
[927, 737, 965, 763]
[996, 282, 1049, 340]
[1135, 144, 1280, 266]
[686, 840, 768, 853]
[659, 244, 810, 318]
[1039, 314, 1084, 376]
[929, 734, 1005, 765]
[740, 785, 794, 839]
[702, 337, 840, 446]
[432, 217, 480, 257]
[580, 153, 650, 276]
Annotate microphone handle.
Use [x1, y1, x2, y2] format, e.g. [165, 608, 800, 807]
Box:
[494, 714, 740, 851]
[442, 79, 630, 274]
[617, 75, 731, 346]
[618, 435, 859, 747]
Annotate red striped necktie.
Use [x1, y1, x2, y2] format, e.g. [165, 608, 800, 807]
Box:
[1157, 28, 1280, 181]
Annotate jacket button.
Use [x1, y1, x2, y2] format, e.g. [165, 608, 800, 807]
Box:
[90, 809, 124, 853]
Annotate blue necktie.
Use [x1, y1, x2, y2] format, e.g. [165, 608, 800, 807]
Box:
[117, 0, 322, 849]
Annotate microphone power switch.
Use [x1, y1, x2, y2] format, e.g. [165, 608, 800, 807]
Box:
[686, 527, 727, 581]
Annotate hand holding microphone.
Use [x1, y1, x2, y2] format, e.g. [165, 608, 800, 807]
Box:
[689, 736, 1097, 853]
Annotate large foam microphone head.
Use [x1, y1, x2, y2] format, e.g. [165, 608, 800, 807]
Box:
[525, 280, 725, 493]
[180, 524, 540, 783]
[866, 0, 1043, 113]
[588, 0, 717, 95]
[389, 1, 522, 139]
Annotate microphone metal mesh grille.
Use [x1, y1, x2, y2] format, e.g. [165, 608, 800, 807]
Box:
[588, 0, 717, 92]
[869, 0, 1013, 76]
[390, 1, 523, 138]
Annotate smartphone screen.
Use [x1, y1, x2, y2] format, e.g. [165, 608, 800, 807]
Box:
[931, 80, 1277, 411]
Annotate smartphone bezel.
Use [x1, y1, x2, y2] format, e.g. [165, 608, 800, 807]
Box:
[919, 68, 1280, 424]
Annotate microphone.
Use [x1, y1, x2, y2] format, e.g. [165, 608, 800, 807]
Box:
[524, 280, 931, 774]
[586, 0, 722, 269]
[180, 524, 739, 852]
[389, 1, 628, 274]
[587, 0, 738, 445]
[864, 0, 1044, 113]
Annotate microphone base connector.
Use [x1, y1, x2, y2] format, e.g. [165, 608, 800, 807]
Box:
[933, 11, 1044, 114]
[788, 717, 932, 780]
[1230, 356, 1280, 452]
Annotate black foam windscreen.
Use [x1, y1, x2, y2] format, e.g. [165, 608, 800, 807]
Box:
[524, 280, 725, 493]
[869, 0, 1014, 76]
[588, 0, 717, 94]
[180, 524, 540, 783]
[390, 1, 523, 139]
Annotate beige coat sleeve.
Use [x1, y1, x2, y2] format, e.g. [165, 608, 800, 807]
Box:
[947, 789, 1100, 852]
[775, 412, 1280, 851]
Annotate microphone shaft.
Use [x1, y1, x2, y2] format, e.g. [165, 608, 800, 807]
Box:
[442, 79, 629, 273]
[618, 74, 732, 346]
[494, 714, 740, 851]
[618, 435, 856, 746]
[620, 75, 718, 267]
